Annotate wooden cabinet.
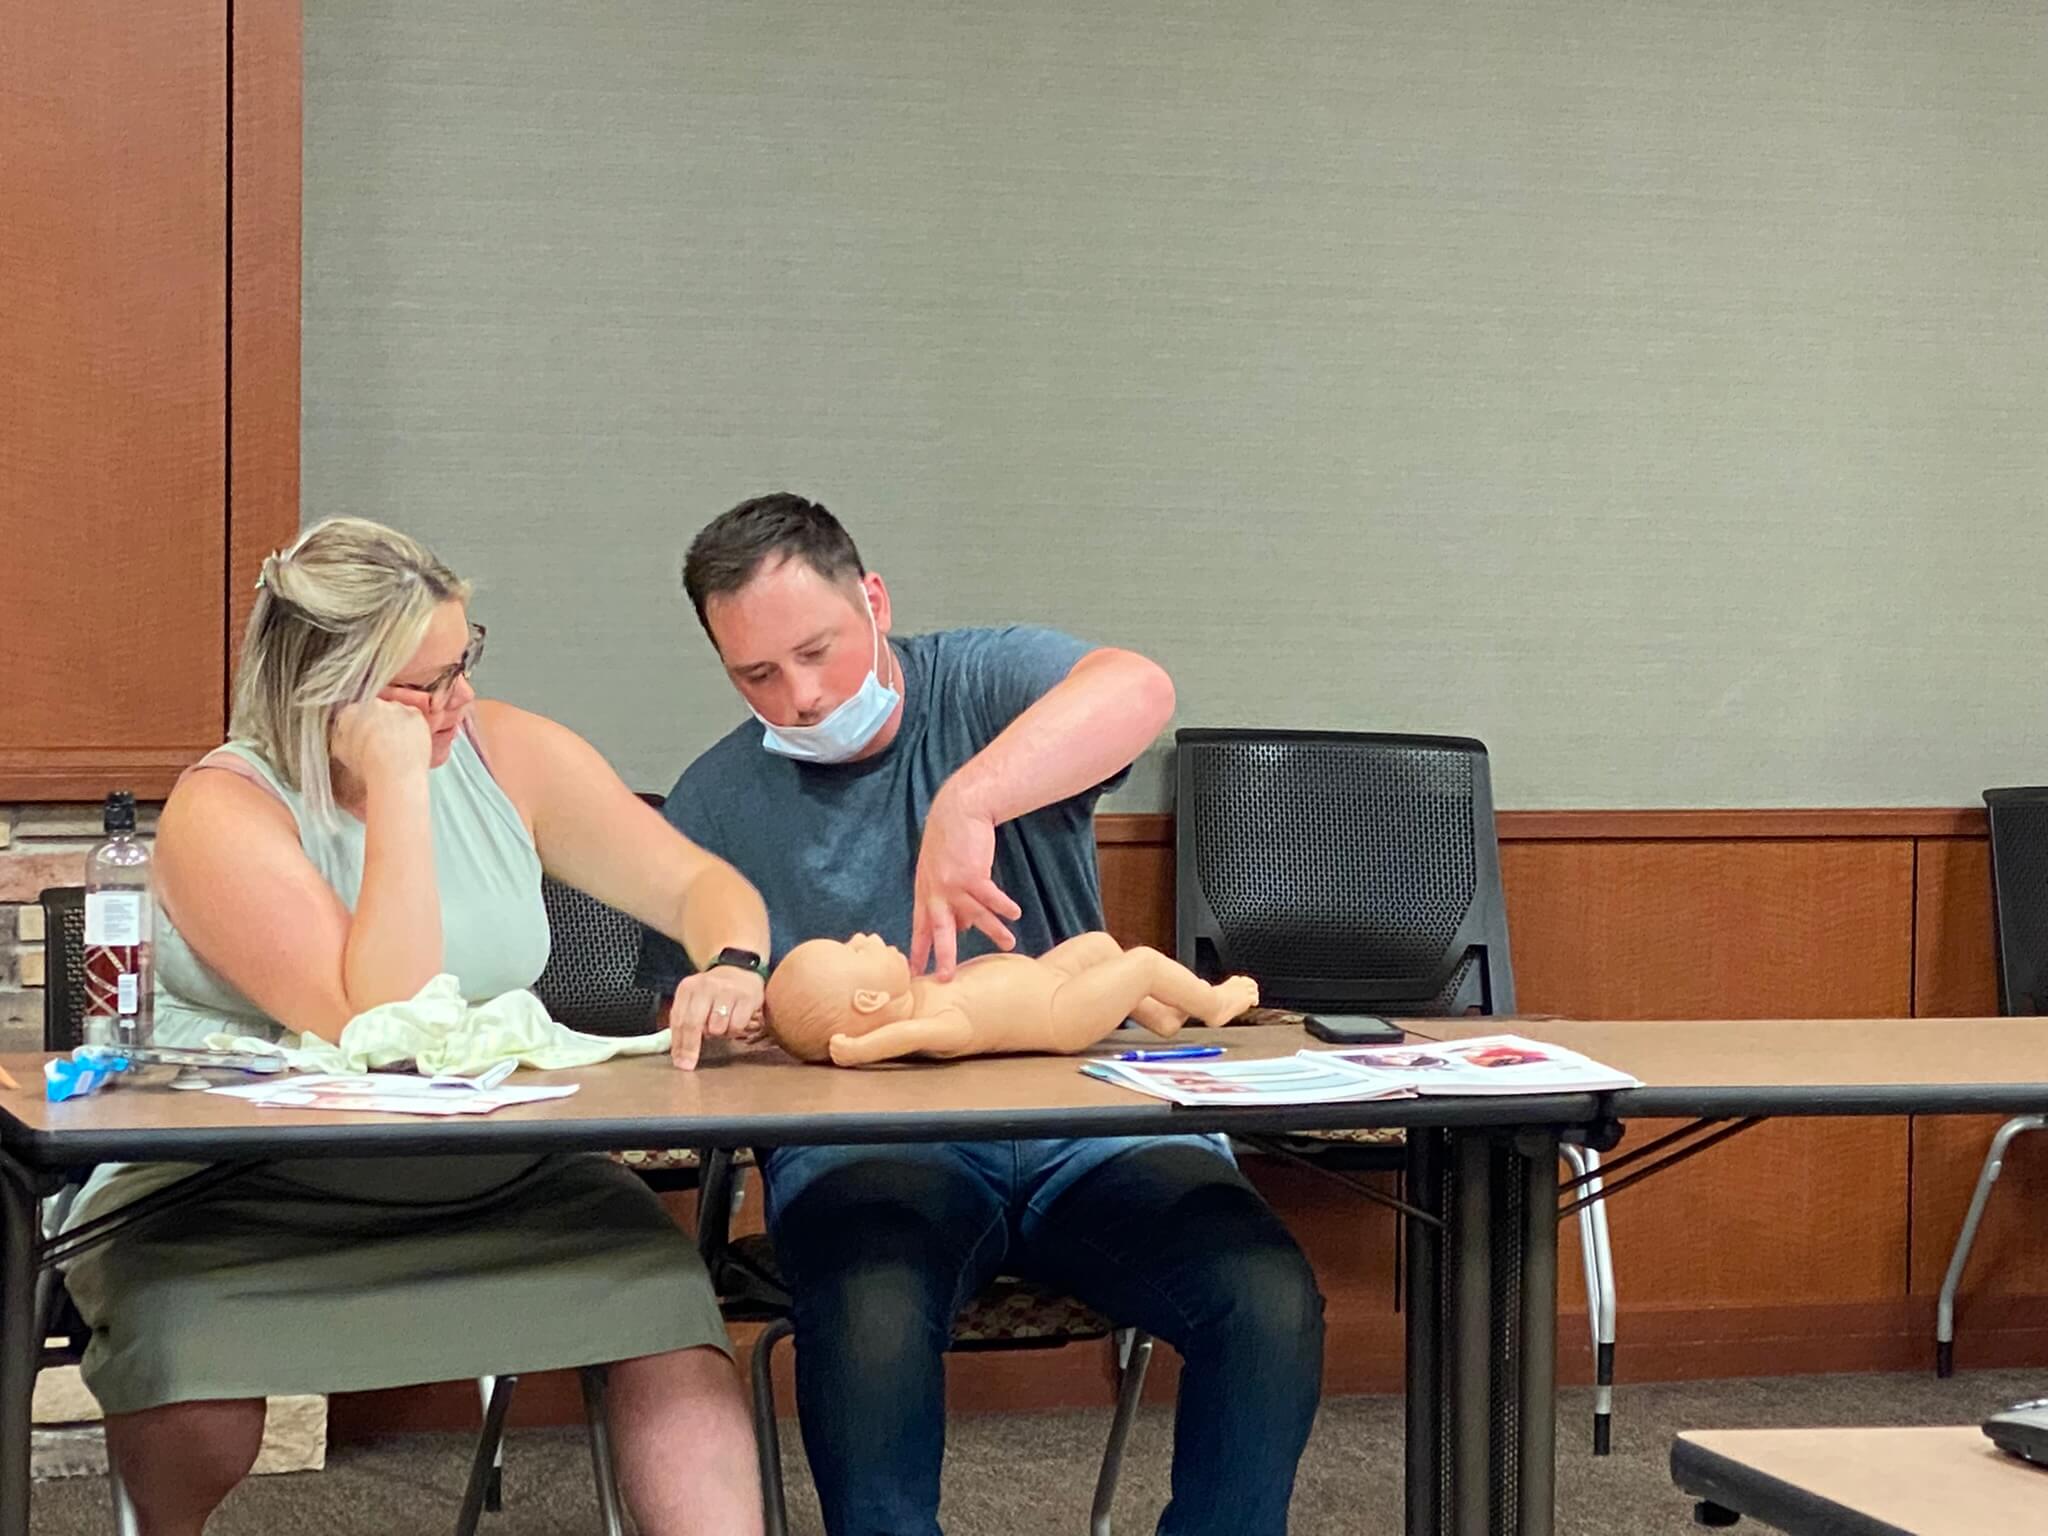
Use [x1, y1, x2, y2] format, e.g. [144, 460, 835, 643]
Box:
[0, 0, 299, 799]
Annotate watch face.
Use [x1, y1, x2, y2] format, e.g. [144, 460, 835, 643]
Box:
[715, 948, 765, 972]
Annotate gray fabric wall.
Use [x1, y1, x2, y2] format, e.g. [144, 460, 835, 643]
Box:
[303, 1, 2048, 808]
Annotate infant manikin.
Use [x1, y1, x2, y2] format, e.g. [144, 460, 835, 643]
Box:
[764, 931, 1260, 1067]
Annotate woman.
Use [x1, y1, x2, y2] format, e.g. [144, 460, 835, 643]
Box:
[63, 517, 767, 1535]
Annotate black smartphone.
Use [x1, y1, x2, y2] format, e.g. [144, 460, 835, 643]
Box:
[1302, 1014, 1406, 1046]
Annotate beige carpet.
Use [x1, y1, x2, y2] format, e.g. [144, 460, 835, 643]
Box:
[26, 1368, 2046, 1534]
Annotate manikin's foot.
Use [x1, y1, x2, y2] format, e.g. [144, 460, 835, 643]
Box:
[1198, 975, 1260, 1027]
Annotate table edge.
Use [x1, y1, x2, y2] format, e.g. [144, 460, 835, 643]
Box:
[1669, 1434, 1919, 1536]
[0, 1094, 1605, 1170]
[1613, 1085, 2048, 1118]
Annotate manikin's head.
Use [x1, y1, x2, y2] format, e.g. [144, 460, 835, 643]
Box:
[764, 933, 914, 1063]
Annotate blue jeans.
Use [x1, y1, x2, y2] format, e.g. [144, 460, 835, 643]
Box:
[762, 1136, 1326, 1536]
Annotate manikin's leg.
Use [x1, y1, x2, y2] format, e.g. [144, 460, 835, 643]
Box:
[1039, 933, 1194, 1036]
[1038, 933, 1124, 972]
[1046, 947, 1258, 1050]
[1129, 997, 1195, 1036]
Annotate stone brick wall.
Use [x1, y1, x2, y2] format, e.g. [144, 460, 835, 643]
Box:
[0, 804, 161, 1053]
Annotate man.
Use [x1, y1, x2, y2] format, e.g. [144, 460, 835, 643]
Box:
[645, 493, 1324, 1536]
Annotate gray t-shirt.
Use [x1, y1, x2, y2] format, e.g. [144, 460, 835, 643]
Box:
[640, 625, 1127, 986]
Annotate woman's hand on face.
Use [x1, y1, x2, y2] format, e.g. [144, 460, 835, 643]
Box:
[331, 698, 433, 787]
[668, 967, 768, 1070]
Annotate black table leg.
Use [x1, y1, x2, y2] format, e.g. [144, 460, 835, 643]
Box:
[1410, 1126, 1565, 1536]
[1451, 1131, 1494, 1536]
[1516, 1133, 1559, 1536]
[1405, 1129, 1443, 1536]
[1, 1151, 39, 1536]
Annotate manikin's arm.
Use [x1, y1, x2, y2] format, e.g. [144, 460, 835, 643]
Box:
[829, 1010, 978, 1066]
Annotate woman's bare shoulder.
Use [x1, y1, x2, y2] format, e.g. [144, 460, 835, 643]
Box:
[469, 697, 579, 764]
[158, 759, 298, 858]
[169, 754, 292, 811]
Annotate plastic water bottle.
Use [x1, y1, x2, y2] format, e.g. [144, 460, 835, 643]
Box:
[83, 790, 154, 1050]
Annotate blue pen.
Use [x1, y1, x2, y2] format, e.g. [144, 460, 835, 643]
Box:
[1114, 1045, 1224, 1063]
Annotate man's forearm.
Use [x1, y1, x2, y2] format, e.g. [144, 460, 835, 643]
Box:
[942, 648, 1175, 825]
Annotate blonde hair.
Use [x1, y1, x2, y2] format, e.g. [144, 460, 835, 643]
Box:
[231, 517, 470, 822]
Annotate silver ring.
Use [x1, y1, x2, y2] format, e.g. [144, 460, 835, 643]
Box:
[717, 1003, 732, 1015]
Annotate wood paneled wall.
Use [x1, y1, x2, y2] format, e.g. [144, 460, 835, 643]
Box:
[1091, 807, 2048, 1393]
[1907, 836, 2048, 1354]
[339, 805, 2045, 1442]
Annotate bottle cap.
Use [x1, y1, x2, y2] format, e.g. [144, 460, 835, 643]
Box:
[103, 790, 137, 834]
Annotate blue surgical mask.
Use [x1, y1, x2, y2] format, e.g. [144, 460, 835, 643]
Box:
[753, 595, 902, 764]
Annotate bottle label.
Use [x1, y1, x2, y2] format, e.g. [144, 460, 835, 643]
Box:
[117, 973, 139, 1015]
[86, 892, 144, 946]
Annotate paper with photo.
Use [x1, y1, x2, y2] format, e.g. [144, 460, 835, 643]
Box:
[1080, 1054, 1418, 1108]
[1317, 1034, 1639, 1096]
[207, 1073, 579, 1116]
[1080, 1033, 1637, 1106]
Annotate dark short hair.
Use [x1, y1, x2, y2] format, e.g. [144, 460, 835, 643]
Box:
[682, 492, 866, 634]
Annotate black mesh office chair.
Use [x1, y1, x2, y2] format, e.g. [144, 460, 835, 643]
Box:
[1174, 729, 1620, 1453]
[27, 890, 143, 1533]
[529, 789, 704, 1197]
[531, 876, 667, 1037]
[39, 887, 89, 1051]
[528, 874, 711, 1192]
[1934, 787, 2048, 1376]
[39, 885, 627, 1536]
[454, 871, 700, 1527]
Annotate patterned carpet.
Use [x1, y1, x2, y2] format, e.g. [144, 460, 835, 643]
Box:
[26, 1368, 2046, 1534]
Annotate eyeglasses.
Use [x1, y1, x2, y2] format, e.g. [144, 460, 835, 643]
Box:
[393, 624, 486, 701]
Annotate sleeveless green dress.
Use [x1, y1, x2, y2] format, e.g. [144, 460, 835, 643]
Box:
[62, 733, 730, 1414]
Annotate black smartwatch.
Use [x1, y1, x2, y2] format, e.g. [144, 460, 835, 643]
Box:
[708, 947, 768, 981]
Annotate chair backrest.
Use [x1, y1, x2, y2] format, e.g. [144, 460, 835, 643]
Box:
[39, 887, 89, 1051]
[531, 876, 668, 1036]
[1983, 787, 2048, 1016]
[1174, 729, 1515, 1016]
